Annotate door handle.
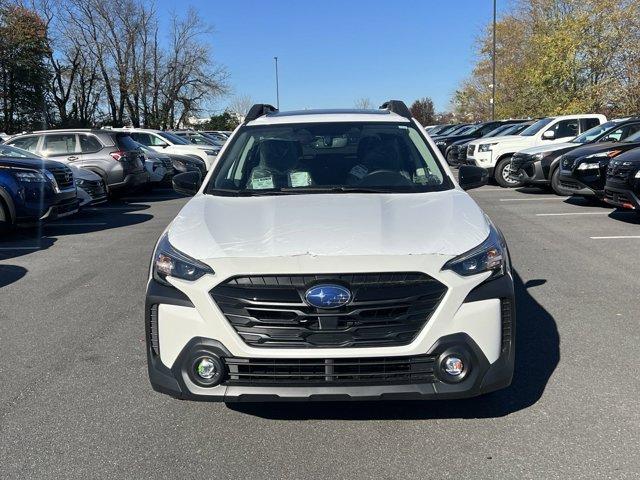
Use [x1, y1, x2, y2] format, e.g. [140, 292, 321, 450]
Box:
[67, 155, 79, 161]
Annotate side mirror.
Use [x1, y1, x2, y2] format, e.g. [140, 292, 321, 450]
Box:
[458, 165, 489, 191]
[542, 130, 555, 140]
[172, 171, 201, 196]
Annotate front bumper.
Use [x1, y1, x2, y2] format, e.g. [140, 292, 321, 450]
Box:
[558, 170, 603, 197]
[108, 171, 149, 192]
[39, 197, 80, 221]
[604, 183, 640, 210]
[510, 157, 548, 186]
[145, 258, 515, 402]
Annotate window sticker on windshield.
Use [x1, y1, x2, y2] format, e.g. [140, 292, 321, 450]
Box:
[250, 175, 274, 190]
[289, 171, 312, 187]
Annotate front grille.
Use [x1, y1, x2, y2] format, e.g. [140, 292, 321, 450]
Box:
[604, 189, 635, 208]
[49, 165, 74, 190]
[160, 157, 173, 170]
[223, 354, 437, 386]
[560, 179, 581, 191]
[467, 144, 476, 156]
[607, 162, 637, 181]
[211, 272, 448, 349]
[560, 156, 576, 172]
[509, 154, 528, 172]
[457, 148, 467, 161]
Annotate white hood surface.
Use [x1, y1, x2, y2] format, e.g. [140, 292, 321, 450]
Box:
[469, 134, 521, 146]
[168, 189, 490, 260]
[518, 142, 576, 155]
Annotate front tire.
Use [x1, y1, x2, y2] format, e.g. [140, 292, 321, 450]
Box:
[495, 156, 522, 188]
[550, 168, 569, 196]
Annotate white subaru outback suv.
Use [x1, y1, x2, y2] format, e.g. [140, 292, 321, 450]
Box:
[145, 101, 516, 402]
[466, 114, 606, 187]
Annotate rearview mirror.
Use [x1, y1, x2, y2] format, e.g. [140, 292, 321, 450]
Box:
[542, 130, 555, 140]
[172, 171, 201, 196]
[458, 165, 489, 191]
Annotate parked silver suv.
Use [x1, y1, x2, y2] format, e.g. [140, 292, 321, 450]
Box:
[5, 129, 148, 193]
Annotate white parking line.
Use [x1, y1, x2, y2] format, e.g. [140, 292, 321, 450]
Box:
[590, 236, 640, 240]
[500, 197, 565, 202]
[536, 212, 611, 217]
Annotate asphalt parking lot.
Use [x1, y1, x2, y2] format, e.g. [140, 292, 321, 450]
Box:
[0, 185, 639, 479]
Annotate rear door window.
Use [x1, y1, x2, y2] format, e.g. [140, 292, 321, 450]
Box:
[43, 134, 79, 156]
[548, 120, 579, 138]
[580, 118, 600, 132]
[79, 134, 103, 153]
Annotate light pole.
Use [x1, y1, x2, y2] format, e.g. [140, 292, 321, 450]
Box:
[491, 0, 496, 120]
[274, 56, 280, 109]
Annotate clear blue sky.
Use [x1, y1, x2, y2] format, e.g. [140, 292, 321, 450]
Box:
[156, 0, 504, 113]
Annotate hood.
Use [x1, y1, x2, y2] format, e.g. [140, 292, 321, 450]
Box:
[563, 141, 638, 160]
[67, 164, 101, 181]
[519, 142, 577, 156]
[143, 148, 171, 161]
[468, 134, 521, 146]
[0, 156, 69, 171]
[612, 147, 640, 164]
[168, 190, 490, 260]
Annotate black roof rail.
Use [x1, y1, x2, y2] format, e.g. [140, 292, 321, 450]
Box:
[379, 100, 412, 120]
[245, 104, 278, 123]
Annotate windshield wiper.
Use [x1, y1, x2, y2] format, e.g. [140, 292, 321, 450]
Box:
[278, 186, 399, 194]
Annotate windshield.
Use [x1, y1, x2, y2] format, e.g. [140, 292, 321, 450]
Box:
[436, 125, 460, 136]
[0, 144, 40, 158]
[159, 132, 190, 145]
[485, 124, 515, 137]
[447, 125, 470, 136]
[206, 122, 451, 195]
[520, 117, 554, 136]
[571, 121, 620, 144]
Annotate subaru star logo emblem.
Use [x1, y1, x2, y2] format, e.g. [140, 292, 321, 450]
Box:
[304, 284, 352, 309]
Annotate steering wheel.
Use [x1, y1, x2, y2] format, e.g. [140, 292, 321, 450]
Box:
[357, 169, 413, 187]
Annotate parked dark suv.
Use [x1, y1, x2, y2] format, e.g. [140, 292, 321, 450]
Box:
[5, 129, 148, 193]
[557, 129, 640, 201]
[0, 145, 79, 229]
[603, 147, 640, 214]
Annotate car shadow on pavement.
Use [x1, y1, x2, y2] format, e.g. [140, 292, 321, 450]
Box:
[608, 210, 640, 224]
[227, 271, 560, 420]
[0, 204, 153, 261]
[0, 264, 27, 288]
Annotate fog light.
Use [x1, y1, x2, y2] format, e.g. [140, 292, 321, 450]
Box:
[443, 356, 464, 376]
[196, 357, 217, 379]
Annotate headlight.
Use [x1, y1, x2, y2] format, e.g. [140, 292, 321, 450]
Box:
[436, 141, 446, 146]
[75, 178, 87, 187]
[13, 170, 47, 183]
[577, 162, 601, 170]
[478, 143, 497, 152]
[442, 220, 507, 278]
[634, 170, 640, 179]
[585, 150, 622, 159]
[152, 233, 214, 285]
[532, 153, 544, 160]
[203, 149, 218, 156]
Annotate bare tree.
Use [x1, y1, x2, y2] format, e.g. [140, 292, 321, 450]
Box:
[228, 94, 253, 121]
[354, 97, 372, 109]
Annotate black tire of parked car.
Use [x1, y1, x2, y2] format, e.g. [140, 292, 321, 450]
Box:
[446, 150, 456, 166]
[550, 167, 569, 196]
[0, 199, 11, 233]
[495, 156, 523, 188]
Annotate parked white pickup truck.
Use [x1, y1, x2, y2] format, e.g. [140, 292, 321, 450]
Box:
[465, 114, 606, 187]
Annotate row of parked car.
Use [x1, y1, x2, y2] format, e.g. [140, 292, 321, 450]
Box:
[0, 128, 231, 230]
[427, 115, 640, 214]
